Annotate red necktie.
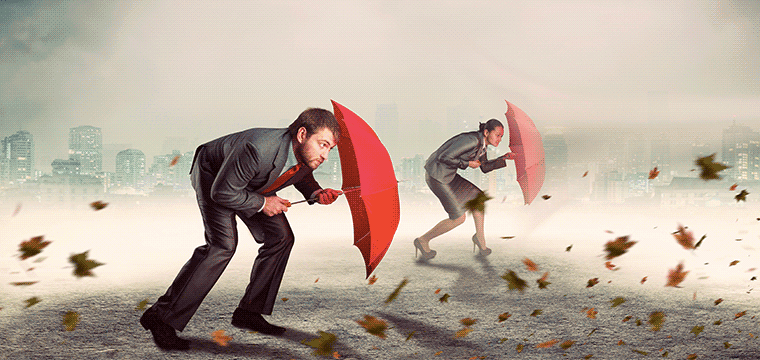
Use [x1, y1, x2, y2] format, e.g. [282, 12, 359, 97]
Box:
[261, 163, 302, 194]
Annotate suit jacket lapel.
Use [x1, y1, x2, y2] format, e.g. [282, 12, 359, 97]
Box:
[261, 132, 292, 192]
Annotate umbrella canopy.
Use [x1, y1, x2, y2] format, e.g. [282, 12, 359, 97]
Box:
[331, 100, 400, 278]
[505, 100, 545, 205]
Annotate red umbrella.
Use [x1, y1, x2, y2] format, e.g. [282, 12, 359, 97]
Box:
[331, 100, 400, 278]
[505, 100, 545, 205]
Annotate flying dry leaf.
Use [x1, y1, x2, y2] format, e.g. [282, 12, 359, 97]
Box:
[582, 171, 588, 177]
[690, 325, 704, 337]
[648, 311, 665, 331]
[610, 297, 626, 308]
[673, 224, 695, 250]
[666, 262, 689, 287]
[460, 318, 477, 327]
[455, 328, 473, 338]
[714, 298, 723, 306]
[605, 261, 618, 271]
[694, 235, 706, 249]
[281, 297, 288, 302]
[10, 281, 38, 286]
[588, 328, 598, 336]
[464, 191, 493, 213]
[315, 278, 319, 283]
[434, 351, 443, 356]
[405, 331, 415, 341]
[724, 342, 732, 348]
[687, 354, 697, 360]
[434, 288, 441, 294]
[501, 236, 515, 239]
[730, 183, 738, 191]
[537, 272, 551, 289]
[24, 297, 41, 308]
[502, 270, 528, 292]
[735, 311, 747, 320]
[566, 245, 573, 252]
[333, 351, 340, 359]
[735, 190, 749, 202]
[560, 340, 575, 349]
[12, 203, 21, 217]
[135, 298, 149, 311]
[586, 308, 597, 319]
[516, 344, 524, 353]
[523, 258, 539, 272]
[303, 331, 337, 356]
[641, 277, 648, 284]
[587, 278, 600, 288]
[62, 311, 80, 331]
[604, 235, 637, 260]
[536, 339, 558, 348]
[622, 316, 632, 322]
[649, 167, 660, 179]
[69, 251, 105, 278]
[18, 236, 51, 260]
[541, 195, 551, 200]
[530, 309, 543, 317]
[729, 260, 740, 267]
[439, 293, 450, 303]
[170, 155, 181, 167]
[33, 256, 47, 263]
[211, 330, 232, 346]
[368, 275, 378, 285]
[633, 350, 649, 355]
[695, 154, 730, 180]
[584, 355, 592, 359]
[89, 201, 108, 211]
[498, 312, 511, 322]
[357, 315, 388, 339]
[384, 278, 409, 304]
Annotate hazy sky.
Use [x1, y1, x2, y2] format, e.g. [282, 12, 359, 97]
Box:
[1, 0, 758, 168]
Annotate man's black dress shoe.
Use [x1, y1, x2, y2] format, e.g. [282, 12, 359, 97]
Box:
[231, 308, 286, 335]
[140, 307, 191, 350]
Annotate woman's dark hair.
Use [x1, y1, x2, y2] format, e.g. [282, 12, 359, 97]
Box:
[478, 119, 504, 133]
[288, 108, 341, 142]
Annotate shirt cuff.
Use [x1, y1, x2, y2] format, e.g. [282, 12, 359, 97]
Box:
[256, 198, 266, 213]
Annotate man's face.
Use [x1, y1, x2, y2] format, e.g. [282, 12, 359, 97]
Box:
[485, 126, 504, 147]
[295, 127, 337, 169]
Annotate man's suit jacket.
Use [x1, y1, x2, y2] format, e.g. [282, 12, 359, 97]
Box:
[190, 127, 321, 220]
[424, 131, 507, 184]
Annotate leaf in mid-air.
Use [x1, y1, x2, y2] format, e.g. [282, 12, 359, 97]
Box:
[714, 298, 723, 306]
[714, 319, 723, 325]
[641, 277, 648, 284]
[541, 195, 551, 200]
[384, 278, 409, 304]
[89, 201, 108, 211]
[648, 311, 665, 331]
[516, 344, 524, 353]
[536, 339, 558, 348]
[694, 235, 706, 249]
[666, 262, 689, 287]
[735, 311, 747, 320]
[604, 235, 637, 260]
[303, 331, 337, 356]
[434, 288, 441, 294]
[587, 278, 600, 288]
[729, 260, 740, 267]
[357, 315, 388, 339]
[439, 293, 450, 303]
[135, 298, 149, 311]
[560, 340, 575, 349]
[211, 330, 232, 346]
[690, 325, 704, 337]
[62, 311, 80, 331]
[24, 297, 41, 308]
[586, 308, 597, 319]
[530, 309, 543, 317]
[724, 342, 732, 348]
[460, 318, 477, 327]
[649, 167, 660, 179]
[498, 312, 511, 322]
[610, 297, 626, 308]
[12, 203, 21, 217]
[281, 297, 288, 302]
[566, 245, 573, 252]
[605, 261, 618, 270]
[367, 275, 378, 285]
[523, 258, 539, 272]
[18, 236, 51, 260]
[735, 190, 749, 202]
[405, 331, 416, 341]
[622, 316, 632, 322]
[673, 224, 695, 250]
[10, 281, 38, 286]
[729, 183, 738, 191]
[633, 350, 649, 355]
[695, 153, 730, 180]
[502, 270, 528, 291]
[582, 171, 588, 177]
[501, 236, 515, 239]
[69, 251, 105, 278]
[464, 191, 493, 213]
[454, 328, 473, 338]
[537, 272, 551, 289]
[170, 155, 181, 167]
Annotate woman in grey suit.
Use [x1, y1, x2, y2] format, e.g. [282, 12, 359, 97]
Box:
[413, 119, 516, 259]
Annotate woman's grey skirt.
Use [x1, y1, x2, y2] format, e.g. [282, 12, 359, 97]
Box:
[426, 173, 482, 220]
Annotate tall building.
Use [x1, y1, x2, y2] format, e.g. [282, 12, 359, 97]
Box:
[543, 132, 568, 183]
[147, 150, 193, 192]
[1, 130, 34, 185]
[69, 126, 102, 175]
[115, 149, 146, 189]
[375, 104, 399, 159]
[721, 122, 760, 181]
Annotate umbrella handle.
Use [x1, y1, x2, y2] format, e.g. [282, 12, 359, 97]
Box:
[289, 186, 359, 205]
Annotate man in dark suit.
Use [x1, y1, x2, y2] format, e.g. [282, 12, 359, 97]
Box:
[140, 108, 343, 350]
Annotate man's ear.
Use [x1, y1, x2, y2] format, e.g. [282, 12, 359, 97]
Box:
[296, 127, 308, 144]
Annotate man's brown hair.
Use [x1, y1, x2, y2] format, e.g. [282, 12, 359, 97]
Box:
[288, 108, 341, 142]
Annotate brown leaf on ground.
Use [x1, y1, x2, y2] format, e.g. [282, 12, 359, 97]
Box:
[516, 344, 524, 353]
[498, 312, 511, 322]
[357, 315, 388, 339]
[560, 340, 575, 349]
[24, 297, 41, 308]
[211, 330, 233, 346]
[735, 311, 747, 320]
[536, 339, 559, 348]
[135, 298, 149, 311]
[649, 311, 665, 331]
[530, 309, 543, 317]
[62, 311, 80, 331]
[695, 153, 730, 180]
[665, 262, 688, 287]
[367, 275, 378, 285]
[622, 315, 632, 322]
[604, 236, 637, 260]
[610, 297, 625, 307]
[587, 278, 600, 288]
[714, 298, 723, 305]
[455, 328, 473, 338]
[18, 236, 51, 260]
[460, 318, 477, 327]
[523, 258, 539, 272]
[439, 293, 451, 303]
[434, 288, 441, 294]
[673, 224, 696, 250]
[691, 325, 704, 337]
[586, 308, 598, 319]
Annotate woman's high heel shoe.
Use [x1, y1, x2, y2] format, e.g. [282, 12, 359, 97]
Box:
[414, 238, 437, 260]
[472, 234, 492, 256]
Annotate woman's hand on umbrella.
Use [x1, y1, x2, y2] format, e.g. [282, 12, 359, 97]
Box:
[316, 188, 343, 205]
[468, 160, 481, 168]
[503, 152, 518, 160]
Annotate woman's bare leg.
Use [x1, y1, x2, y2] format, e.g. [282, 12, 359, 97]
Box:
[417, 214, 466, 251]
[472, 210, 487, 250]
